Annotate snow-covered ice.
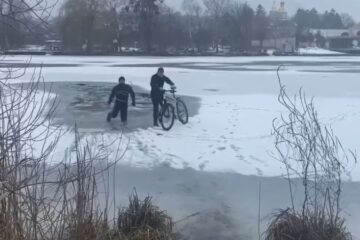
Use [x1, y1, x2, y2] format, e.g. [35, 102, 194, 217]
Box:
[3, 55, 360, 180]
[298, 47, 344, 55]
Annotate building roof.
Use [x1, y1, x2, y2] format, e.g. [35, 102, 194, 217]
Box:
[309, 29, 349, 38]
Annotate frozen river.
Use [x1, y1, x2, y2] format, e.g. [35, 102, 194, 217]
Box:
[3, 55, 360, 239]
[5, 55, 360, 177]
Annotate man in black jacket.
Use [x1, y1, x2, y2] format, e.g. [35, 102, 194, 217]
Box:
[150, 67, 176, 126]
[107, 76, 136, 124]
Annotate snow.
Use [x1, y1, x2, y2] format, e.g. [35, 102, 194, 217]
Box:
[2, 55, 360, 181]
[298, 47, 344, 55]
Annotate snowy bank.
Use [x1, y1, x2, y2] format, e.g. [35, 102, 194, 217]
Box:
[298, 47, 344, 55]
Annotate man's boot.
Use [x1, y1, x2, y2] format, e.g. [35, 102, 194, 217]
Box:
[106, 113, 112, 122]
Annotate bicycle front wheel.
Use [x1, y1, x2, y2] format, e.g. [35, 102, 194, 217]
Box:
[160, 103, 175, 131]
[176, 99, 189, 124]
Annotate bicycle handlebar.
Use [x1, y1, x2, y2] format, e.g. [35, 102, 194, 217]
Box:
[163, 89, 177, 94]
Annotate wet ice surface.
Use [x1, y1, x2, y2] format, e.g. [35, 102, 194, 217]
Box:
[40, 81, 200, 132]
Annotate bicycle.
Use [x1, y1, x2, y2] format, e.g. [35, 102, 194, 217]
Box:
[158, 89, 189, 131]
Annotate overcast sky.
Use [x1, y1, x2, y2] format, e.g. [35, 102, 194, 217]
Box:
[167, 0, 360, 21]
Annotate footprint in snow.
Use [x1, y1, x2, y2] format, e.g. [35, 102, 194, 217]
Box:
[236, 155, 245, 160]
[230, 144, 241, 152]
[256, 167, 264, 176]
[237, 155, 251, 164]
[199, 160, 210, 171]
[217, 146, 226, 151]
[249, 155, 265, 164]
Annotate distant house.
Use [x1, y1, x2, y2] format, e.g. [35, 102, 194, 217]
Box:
[251, 1, 296, 53]
[45, 40, 63, 53]
[260, 38, 296, 53]
[307, 24, 360, 52]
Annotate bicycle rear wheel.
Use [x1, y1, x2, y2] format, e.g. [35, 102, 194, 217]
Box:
[176, 99, 189, 124]
[160, 103, 175, 131]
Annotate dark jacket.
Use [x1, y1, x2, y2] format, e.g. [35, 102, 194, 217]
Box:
[108, 83, 135, 105]
[150, 74, 174, 94]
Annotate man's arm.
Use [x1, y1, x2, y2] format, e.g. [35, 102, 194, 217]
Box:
[164, 76, 174, 86]
[150, 75, 157, 89]
[108, 87, 115, 104]
[129, 86, 136, 106]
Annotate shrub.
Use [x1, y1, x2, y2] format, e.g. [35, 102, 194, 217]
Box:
[265, 209, 352, 240]
[117, 191, 174, 240]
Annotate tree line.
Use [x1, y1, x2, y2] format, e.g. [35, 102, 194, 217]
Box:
[0, 0, 356, 53]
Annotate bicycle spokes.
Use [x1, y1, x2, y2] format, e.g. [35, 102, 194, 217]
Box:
[159, 103, 175, 131]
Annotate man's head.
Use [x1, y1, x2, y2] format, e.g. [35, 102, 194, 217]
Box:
[119, 76, 125, 84]
[157, 67, 164, 78]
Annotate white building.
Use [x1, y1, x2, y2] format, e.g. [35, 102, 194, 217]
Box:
[309, 24, 360, 50]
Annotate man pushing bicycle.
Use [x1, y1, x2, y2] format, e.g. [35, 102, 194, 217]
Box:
[150, 67, 176, 127]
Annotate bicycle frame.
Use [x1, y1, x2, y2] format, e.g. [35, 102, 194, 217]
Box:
[163, 90, 181, 116]
[158, 89, 189, 128]
[157, 90, 175, 118]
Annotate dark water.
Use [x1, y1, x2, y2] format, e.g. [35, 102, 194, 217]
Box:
[43, 81, 200, 132]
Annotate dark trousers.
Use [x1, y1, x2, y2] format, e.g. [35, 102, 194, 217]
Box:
[111, 102, 128, 122]
[151, 92, 163, 124]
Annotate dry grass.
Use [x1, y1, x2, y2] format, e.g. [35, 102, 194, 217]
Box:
[264, 209, 352, 240]
[117, 191, 174, 240]
[58, 190, 177, 240]
[0, 70, 176, 240]
[267, 67, 355, 240]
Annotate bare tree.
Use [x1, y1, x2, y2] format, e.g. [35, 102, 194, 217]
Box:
[0, 2, 134, 239]
[0, 64, 61, 239]
[0, 64, 129, 239]
[182, 0, 202, 49]
[0, 0, 56, 24]
[106, 0, 127, 53]
[202, 0, 229, 52]
[59, 0, 105, 53]
[340, 13, 355, 28]
[128, 0, 163, 53]
[0, 0, 57, 49]
[272, 66, 357, 223]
